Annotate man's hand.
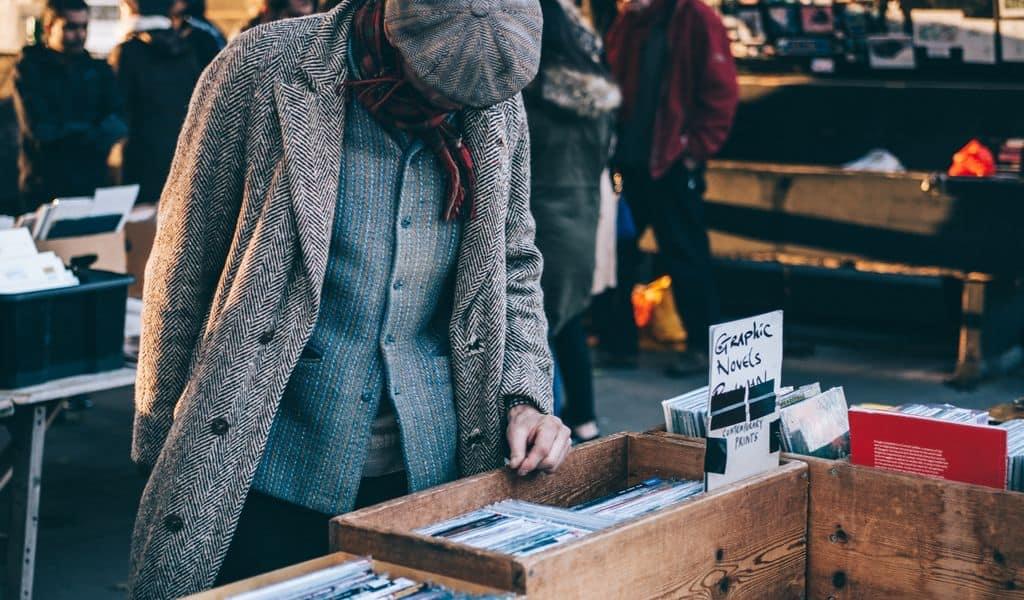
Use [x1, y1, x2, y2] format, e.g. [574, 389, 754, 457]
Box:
[506, 404, 572, 476]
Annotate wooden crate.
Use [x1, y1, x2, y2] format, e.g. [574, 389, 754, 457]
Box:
[331, 432, 808, 599]
[799, 455, 1024, 599]
[187, 551, 510, 599]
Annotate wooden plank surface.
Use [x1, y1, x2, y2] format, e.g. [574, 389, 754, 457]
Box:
[801, 456, 1024, 599]
[627, 432, 705, 483]
[330, 526, 523, 593]
[0, 367, 136, 405]
[521, 461, 809, 599]
[185, 551, 510, 599]
[705, 161, 949, 235]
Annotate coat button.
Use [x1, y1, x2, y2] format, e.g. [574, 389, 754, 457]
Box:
[467, 427, 483, 446]
[210, 418, 229, 436]
[163, 514, 184, 533]
[258, 329, 275, 344]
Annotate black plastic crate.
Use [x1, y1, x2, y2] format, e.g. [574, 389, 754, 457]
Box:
[0, 269, 133, 389]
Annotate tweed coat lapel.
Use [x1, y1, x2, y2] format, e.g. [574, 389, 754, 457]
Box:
[450, 107, 510, 329]
[275, 8, 353, 298]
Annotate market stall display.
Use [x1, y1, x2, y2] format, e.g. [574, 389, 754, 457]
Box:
[331, 433, 809, 599]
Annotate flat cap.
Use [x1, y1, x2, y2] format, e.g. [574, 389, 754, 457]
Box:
[385, 0, 543, 108]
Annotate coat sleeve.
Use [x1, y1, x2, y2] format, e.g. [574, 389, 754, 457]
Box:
[131, 37, 256, 468]
[499, 98, 555, 415]
[683, 10, 739, 162]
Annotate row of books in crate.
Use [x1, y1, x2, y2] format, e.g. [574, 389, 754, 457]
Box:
[717, 1, 1024, 72]
[664, 382, 1024, 491]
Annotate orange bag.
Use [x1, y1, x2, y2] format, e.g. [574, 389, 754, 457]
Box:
[948, 139, 996, 178]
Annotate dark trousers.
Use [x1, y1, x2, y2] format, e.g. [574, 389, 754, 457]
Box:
[214, 471, 408, 586]
[552, 313, 596, 427]
[617, 163, 720, 353]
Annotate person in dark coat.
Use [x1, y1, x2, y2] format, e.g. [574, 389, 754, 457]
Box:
[171, 0, 227, 50]
[110, 0, 211, 204]
[525, 0, 619, 443]
[12, 0, 127, 214]
[605, 0, 739, 375]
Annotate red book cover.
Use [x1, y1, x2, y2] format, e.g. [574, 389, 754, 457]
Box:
[849, 407, 1008, 489]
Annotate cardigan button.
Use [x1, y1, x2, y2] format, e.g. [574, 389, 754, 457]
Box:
[163, 514, 184, 533]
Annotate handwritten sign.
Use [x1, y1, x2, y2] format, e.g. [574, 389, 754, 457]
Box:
[706, 414, 778, 491]
[708, 310, 783, 399]
[705, 311, 784, 492]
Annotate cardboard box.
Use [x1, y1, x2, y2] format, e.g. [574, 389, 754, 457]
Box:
[186, 551, 511, 599]
[798, 455, 1024, 599]
[332, 433, 808, 599]
[36, 230, 126, 274]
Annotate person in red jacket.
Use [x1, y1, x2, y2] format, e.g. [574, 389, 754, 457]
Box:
[605, 0, 738, 375]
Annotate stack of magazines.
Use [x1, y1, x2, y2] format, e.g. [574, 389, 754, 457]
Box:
[416, 500, 610, 557]
[572, 478, 704, 523]
[231, 557, 508, 600]
[893, 403, 989, 425]
[777, 386, 851, 459]
[661, 386, 709, 437]
[417, 478, 704, 556]
[1001, 419, 1024, 492]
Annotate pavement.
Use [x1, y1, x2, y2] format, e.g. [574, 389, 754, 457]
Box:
[7, 344, 1024, 599]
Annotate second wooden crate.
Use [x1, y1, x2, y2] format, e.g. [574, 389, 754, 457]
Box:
[331, 432, 808, 599]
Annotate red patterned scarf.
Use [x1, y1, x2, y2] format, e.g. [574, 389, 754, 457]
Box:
[341, 0, 476, 221]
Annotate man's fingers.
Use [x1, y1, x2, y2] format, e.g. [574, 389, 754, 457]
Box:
[540, 427, 572, 473]
[507, 417, 531, 470]
[517, 418, 560, 475]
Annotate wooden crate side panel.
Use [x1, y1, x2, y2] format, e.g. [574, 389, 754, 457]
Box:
[330, 524, 524, 593]
[513, 433, 628, 507]
[185, 552, 509, 599]
[338, 469, 515, 531]
[804, 458, 1024, 599]
[523, 463, 809, 599]
[627, 433, 706, 483]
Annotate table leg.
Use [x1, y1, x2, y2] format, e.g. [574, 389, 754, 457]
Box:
[6, 405, 47, 600]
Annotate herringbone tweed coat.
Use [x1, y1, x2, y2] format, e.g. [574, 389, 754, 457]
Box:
[128, 3, 553, 597]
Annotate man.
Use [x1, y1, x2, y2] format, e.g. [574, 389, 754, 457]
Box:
[606, 0, 739, 374]
[129, 0, 568, 597]
[109, 0, 217, 205]
[170, 0, 227, 50]
[12, 0, 126, 214]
